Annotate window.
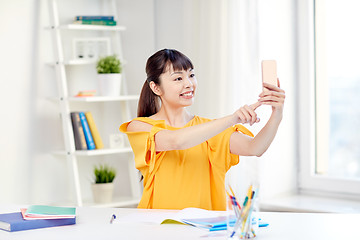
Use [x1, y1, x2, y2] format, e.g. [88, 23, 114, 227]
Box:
[298, 0, 360, 196]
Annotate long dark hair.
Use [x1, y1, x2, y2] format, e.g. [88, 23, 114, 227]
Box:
[137, 49, 194, 117]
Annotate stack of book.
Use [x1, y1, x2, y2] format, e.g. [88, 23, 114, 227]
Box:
[73, 15, 116, 26]
[71, 111, 104, 150]
[0, 205, 76, 232]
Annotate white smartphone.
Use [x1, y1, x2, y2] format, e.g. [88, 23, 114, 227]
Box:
[261, 60, 278, 90]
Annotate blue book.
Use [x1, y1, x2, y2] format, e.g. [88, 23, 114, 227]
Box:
[0, 212, 76, 232]
[181, 216, 267, 231]
[181, 216, 235, 230]
[79, 112, 96, 150]
[75, 15, 114, 21]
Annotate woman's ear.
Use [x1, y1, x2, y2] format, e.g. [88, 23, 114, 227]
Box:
[149, 81, 162, 96]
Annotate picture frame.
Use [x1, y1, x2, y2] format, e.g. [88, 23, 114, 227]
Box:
[72, 37, 111, 61]
[109, 133, 126, 149]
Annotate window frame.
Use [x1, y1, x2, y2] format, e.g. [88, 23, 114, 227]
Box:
[297, 0, 360, 197]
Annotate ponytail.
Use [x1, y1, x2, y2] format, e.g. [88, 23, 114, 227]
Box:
[137, 81, 160, 117]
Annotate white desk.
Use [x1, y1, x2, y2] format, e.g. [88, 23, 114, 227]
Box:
[1, 205, 360, 240]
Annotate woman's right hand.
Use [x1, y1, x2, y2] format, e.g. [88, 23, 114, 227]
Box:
[233, 102, 261, 126]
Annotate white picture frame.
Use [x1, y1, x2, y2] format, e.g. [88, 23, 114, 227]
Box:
[72, 37, 111, 61]
[109, 133, 127, 149]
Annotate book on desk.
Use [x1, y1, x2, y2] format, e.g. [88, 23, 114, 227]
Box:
[114, 207, 268, 232]
[0, 205, 76, 232]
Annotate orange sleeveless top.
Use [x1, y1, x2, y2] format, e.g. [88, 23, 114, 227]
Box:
[119, 116, 253, 210]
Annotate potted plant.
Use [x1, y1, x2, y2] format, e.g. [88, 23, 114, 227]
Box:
[96, 55, 122, 96]
[91, 164, 116, 203]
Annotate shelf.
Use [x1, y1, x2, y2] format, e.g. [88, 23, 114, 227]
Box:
[53, 147, 133, 156]
[45, 59, 96, 66]
[68, 95, 139, 102]
[65, 59, 97, 65]
[47, 59, 128, 66]
[82, 196, 140, 208]
[59, 24, 126, 31]
[75, 148, 133, 156]
[64, 59, 128, 66]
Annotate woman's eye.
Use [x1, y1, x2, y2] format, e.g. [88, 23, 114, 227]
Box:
[190, 73, 195, 78]
[175, 77, 182, 81]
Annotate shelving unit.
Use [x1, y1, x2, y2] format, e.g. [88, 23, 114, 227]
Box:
[47, 0, 141, 207]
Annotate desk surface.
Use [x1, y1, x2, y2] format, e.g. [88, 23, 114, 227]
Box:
[1, 205, 360, 240]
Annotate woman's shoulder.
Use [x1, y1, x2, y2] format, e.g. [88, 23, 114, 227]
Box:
[126, 119, 151, 132]
[120, 117, 165, 133]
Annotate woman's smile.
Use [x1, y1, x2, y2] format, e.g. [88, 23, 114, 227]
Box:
[180, 90, 194, 99]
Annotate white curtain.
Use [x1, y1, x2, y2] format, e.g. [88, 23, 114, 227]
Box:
[155, 0, 298, 201]
[180, 0, 260, 118]
[155, 0, 262, 195]
[182, 0, 261, 195]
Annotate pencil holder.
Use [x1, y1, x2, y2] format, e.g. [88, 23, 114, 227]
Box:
[226, 184, 259, 239]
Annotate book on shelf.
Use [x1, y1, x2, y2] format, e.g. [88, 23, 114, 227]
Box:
[75, 15, 114, 21]
[75, 90, 96, 97]
[79, 112, 96, 150]
[85, 111, 104, 149]
[0, 205, 76, 232]
[73, 19, 117, 26]
[71, 112, 88, 150]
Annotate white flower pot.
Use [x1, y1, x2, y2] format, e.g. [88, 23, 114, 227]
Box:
[91, 182, 114, 203]
[97, 73, 122, 96]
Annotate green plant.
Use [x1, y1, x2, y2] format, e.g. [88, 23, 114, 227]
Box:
[93, 164, 116, 183]
[96, 55, 122, 74]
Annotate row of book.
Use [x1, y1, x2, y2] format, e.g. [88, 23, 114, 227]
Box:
[0, 205, 76, 232]
[71, 111, 104, 150]
[73, 15, 117, 26]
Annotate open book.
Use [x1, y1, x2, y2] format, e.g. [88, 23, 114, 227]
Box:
[115, 207, 268, 231]
[114, 208, 235, 231]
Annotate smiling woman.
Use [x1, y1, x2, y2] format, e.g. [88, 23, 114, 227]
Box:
[119, 49, 286, 210]
[136, 49, 195, 118]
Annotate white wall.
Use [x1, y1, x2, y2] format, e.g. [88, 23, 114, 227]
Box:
[0, 0, 297, 205]
[0, 0, 39, 204]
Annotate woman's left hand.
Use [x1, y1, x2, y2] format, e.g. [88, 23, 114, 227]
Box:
[258, 78, 286, 117]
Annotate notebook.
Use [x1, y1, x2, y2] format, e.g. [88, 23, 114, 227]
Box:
[24, 205, 76, 218]
[0, 212, 76, 232]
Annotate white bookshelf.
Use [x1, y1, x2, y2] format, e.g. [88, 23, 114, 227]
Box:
[47, 0, 142, 207]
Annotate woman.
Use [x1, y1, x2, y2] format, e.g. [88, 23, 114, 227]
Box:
[120, 49, 285, 210]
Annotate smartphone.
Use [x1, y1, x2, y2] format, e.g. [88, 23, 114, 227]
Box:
[261, 60, 278, 90]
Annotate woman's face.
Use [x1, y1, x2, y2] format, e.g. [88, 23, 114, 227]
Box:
[156, 64, 197, 108]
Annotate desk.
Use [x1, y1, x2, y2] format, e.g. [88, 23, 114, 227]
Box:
[1, 205, 360, 240]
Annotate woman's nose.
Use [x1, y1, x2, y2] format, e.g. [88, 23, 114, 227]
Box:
[185, 77, 193, 87]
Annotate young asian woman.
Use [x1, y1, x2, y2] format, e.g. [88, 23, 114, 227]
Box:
[120, 49, 285, 210]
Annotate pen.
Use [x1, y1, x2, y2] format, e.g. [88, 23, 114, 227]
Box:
[110, 214, 116, 224]
[231, 188, 258, 238]
[231, 196, 241, 218]
[243, 190, 258, 237]
[228, 185, 237, 204]
[230, 196, 249, 238]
